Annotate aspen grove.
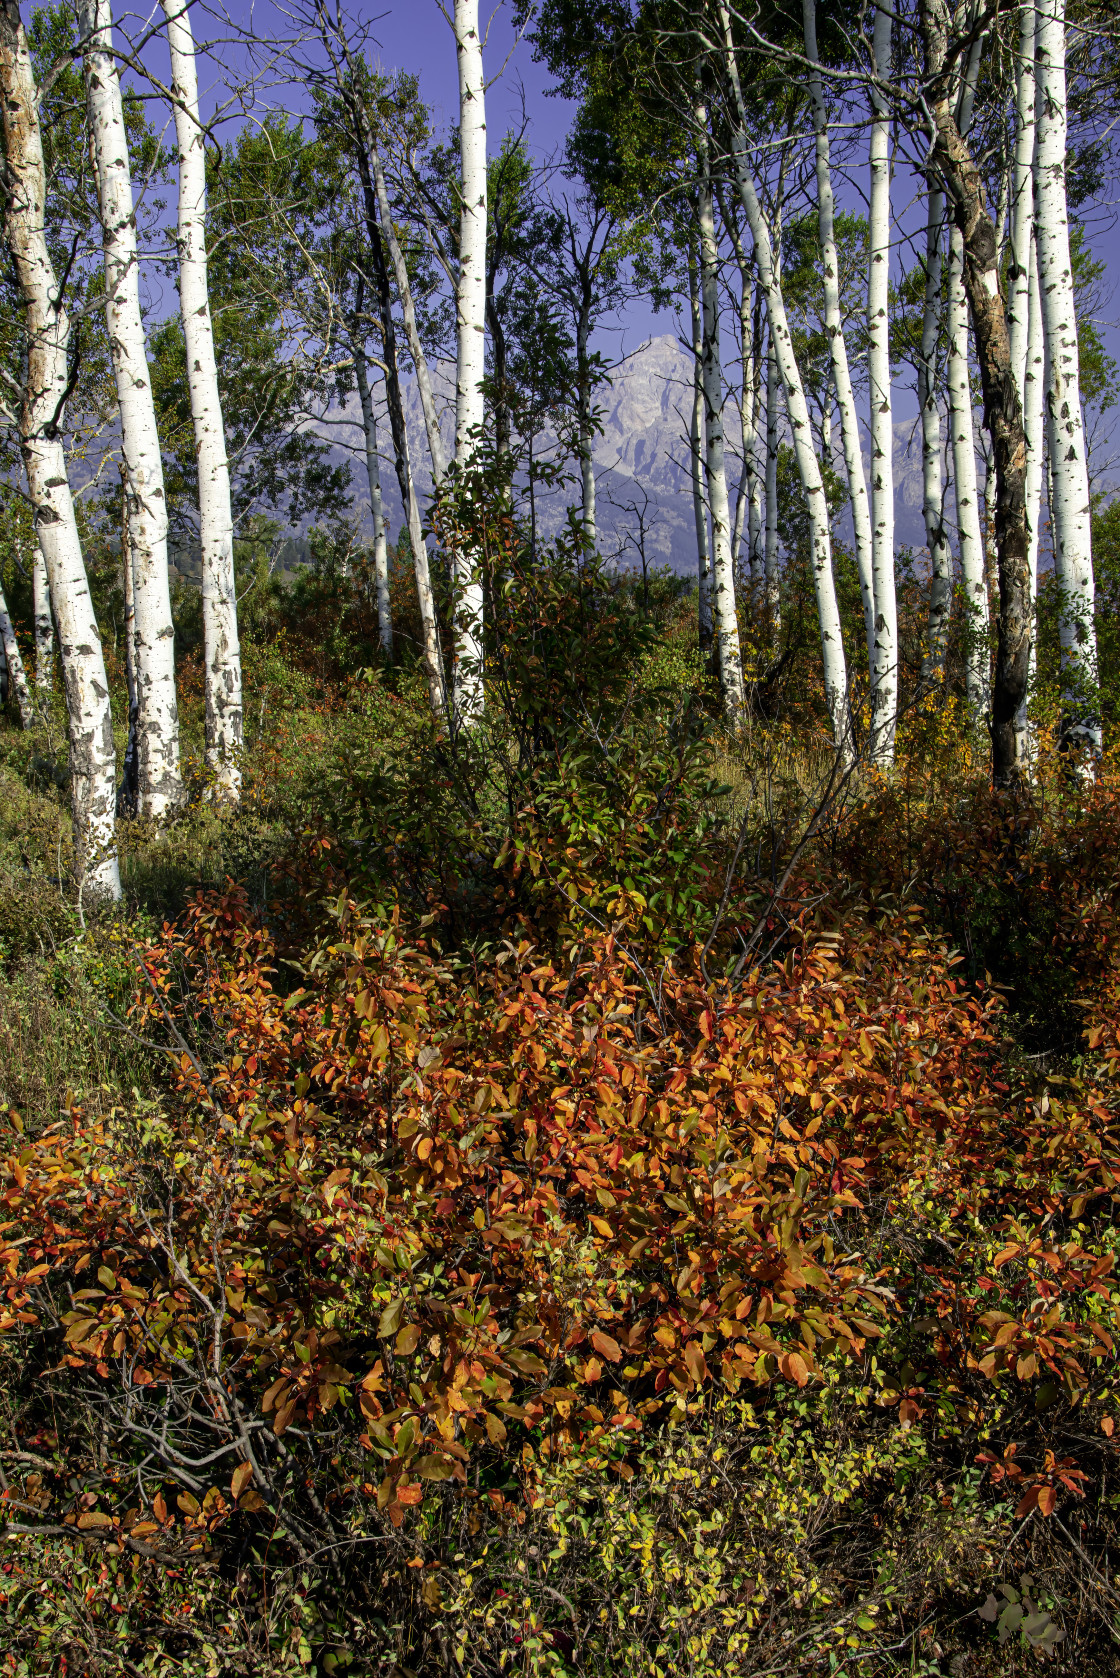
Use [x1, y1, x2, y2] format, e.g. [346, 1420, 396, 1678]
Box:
[3, 0, 1120, 1673]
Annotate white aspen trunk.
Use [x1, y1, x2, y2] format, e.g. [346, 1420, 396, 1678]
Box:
[698, 119, 745, 721]
[402, 419, 446, 719]
[370, 144, 447, 488]
[803, 0, 875, 678]
[946, 223, 989, 714]
[32, 537, 52, 698]
[730, 260, 756, 574]
[1016, 231, 1046, 758]
[81, 0, 181, 819]
[1008, 0, 1036, 399]
[452, 0, 486, 727]
[689, 252, 714, 651]
[746, 285, 764, 580]
[0, 0, 120, 899]
[118, 482, 140, 815]
[719, 2, 848, 750]
[0, 577, 32, 728]
[763, 323, 780, 629]
[353, 338, 392, 656]
[720, 211, 762, 585]
[867, 2, 896, 763]
[981, 425, 999, 605]
[918, 187, 952, 680]
[1035, 0, 1098, 746]
[162, 0, 242, 801]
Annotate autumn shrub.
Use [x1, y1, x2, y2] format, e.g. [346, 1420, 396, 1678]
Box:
[0, 855, 1117, 1673]
[826, 752, 1120, 1061]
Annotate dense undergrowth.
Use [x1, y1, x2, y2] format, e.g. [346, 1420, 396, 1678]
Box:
[1, 524, 1120, 1676]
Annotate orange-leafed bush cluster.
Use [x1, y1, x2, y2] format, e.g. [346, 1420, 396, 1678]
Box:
[1, 831, 1119, 1671]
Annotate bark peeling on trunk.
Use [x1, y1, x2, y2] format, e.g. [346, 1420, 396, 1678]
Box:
[81, 0, 182, 820]
[0, 0, 120, 899]
[452, 0, 487, 729]
[697, 115, 745, 723]
[924, 1, 1031, 785]
[162, 0, 243, 800]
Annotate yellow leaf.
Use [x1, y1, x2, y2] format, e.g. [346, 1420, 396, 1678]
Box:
[231, 1461, 254, 1501]
[396, 1323, 421, 1356]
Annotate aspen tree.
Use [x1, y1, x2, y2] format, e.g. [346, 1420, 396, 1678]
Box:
[763, 322, 780, 635]
[161, 0, 242, 800]
[1016, 234, 1046, 759]
[351, 329, 392, 656]
[717, 0, 849, 753]
[0, 576, 32, 728]
[923, 0, 1032, 783]
[118, 476, 139, 815]
[803, 0, 875, 679]
[940, 8, 990, 717]
[746, 286, 764, 582]
[918, 187, 953, 680]
[1035, 0, 1098, 749]
[945, 235, 988, 713]
[697, 112, 745, 720]
[32, 540, 51, 701]
[1008, 0, 1036, 399]
[452, 0, 487, 727]
[688, 244, 713, 653]
[868, 2, 897, 763]
[0, 0, 120, 898]
[718, 197, 763, 584]
[80, 0, 182, 819]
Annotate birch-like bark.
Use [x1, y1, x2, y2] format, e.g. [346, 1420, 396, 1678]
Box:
[763, 321, 780, 633]
[1015, 232, 1046, 758]
[747, 282, 764, 582]
[162, 0, 241, 800]
[1035, 0, 1098, 747]
[0, 576, 32, 728]
[803, 0, 874, 676]
[720, 204, 762, 585]
[698, 119, 745, 720]
[1008, 0, 1036, 399]
[452, 0, 486, 726]
[919, 188, 952, 680]
[946, 225, 989, 712]
[118, 476, 139, 815]
[867, 2, 896, 762]
[924, 0, 1032, 784]
[81, 0, 181, 819]
[32, 537, 52, 698]
[730, 259, 757, 574]
[352, 333, 392, 656]
[0, 0, 120, 896]
[688, 247, 713, 652]
[718, 2, 848, 751]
